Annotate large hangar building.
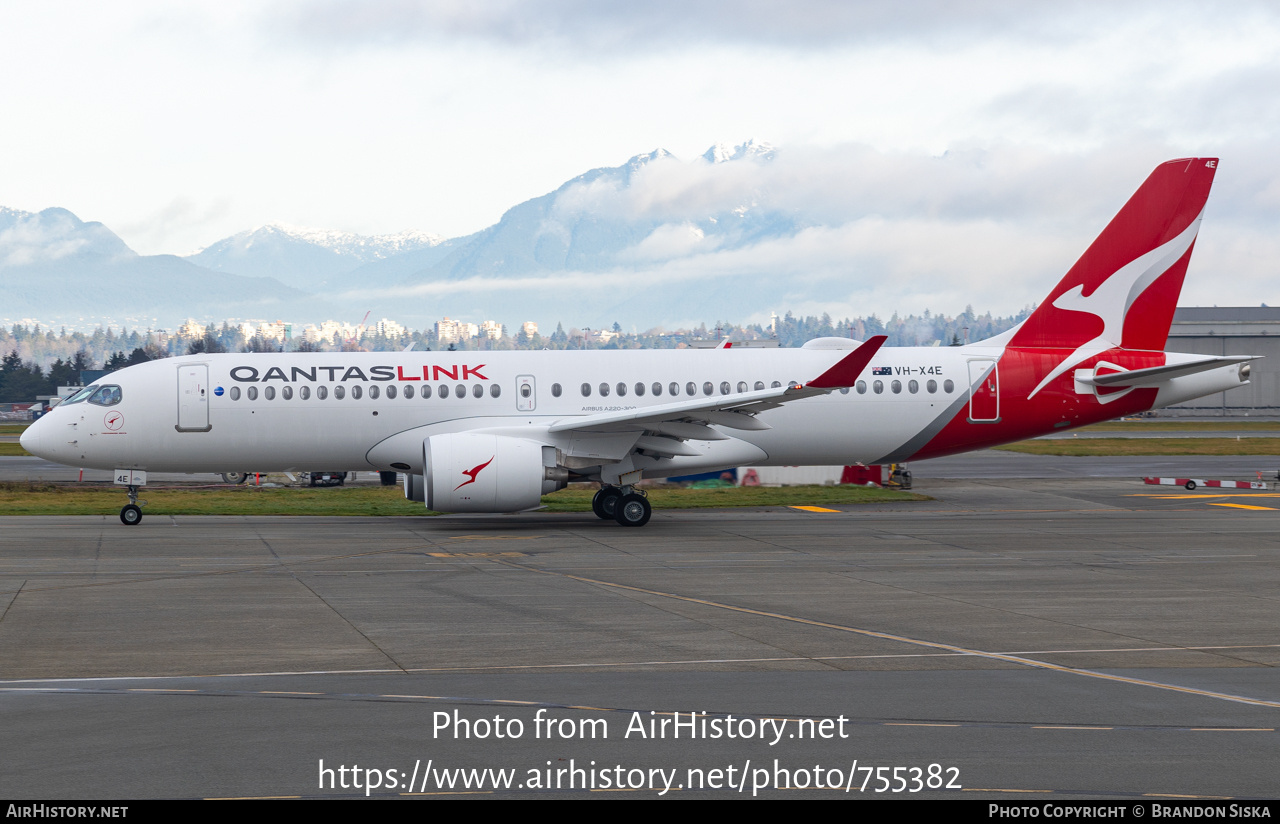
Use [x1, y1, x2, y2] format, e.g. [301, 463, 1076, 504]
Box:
[1165, 306, 1280, 415]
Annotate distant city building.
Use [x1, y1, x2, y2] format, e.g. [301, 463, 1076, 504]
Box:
[249, 320, 292, 342]
[373, 318, 406, 338]
[177, 319, 207, 338]
[436, 317, 478, 343]
[307, 320, 361, 342]
[479, 320, 503, 341]
[581, 328, 618, 344]
[521, 321, 538, 338]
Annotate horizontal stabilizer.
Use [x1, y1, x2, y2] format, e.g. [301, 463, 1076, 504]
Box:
[1078, 356, 1258, 388]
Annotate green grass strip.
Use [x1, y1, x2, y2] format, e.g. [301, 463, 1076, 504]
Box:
[0, 482, 926, 517]
[995, 437, 1280, 456]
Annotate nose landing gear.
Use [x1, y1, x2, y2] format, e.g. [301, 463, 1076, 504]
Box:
[120, 485, 145, 525]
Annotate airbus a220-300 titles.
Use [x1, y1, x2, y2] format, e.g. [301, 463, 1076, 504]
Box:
[22, 158, 1256, 527]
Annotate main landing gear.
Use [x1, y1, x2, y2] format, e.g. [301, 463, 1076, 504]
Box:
[592, 485, 652, 527]
[120, 485, 144, 526]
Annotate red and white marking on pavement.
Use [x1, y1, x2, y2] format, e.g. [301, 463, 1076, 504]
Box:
[1143, 477, 1268, 490]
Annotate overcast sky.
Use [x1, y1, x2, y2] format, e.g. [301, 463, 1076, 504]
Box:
[2, 1, 1278, 317]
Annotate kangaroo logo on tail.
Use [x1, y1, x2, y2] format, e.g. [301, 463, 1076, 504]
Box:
[1011, 158, 1218, 399]
[1027, 209, 1204, 398]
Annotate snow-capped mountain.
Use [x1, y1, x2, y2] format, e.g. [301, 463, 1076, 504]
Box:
[3, 139, 818, 328]
[0, 208, 333, 327]
[0, 206, 136, 267]
[187, 224, 446, 290]
[701, 139, 776, 163]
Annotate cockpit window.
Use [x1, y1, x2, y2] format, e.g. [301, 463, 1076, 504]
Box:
[87, 385, 123, 406]
[63, 384, 99, 405]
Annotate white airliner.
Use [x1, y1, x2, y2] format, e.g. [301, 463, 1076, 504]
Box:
[21, 158, 1255, 527]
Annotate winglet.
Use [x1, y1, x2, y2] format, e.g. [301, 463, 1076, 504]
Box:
[806, 335, 887, 389]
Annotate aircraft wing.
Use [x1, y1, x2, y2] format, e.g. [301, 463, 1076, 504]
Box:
[546, 336, 887, 444]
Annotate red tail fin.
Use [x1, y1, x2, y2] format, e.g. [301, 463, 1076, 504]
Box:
[1010, 158, 1217, 352]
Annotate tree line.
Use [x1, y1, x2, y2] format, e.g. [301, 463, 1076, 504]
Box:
[0, 305, 1031, 402]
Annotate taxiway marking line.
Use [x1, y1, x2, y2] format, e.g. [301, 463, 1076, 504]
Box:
[493, 560, 1280, 711]
[1209, 503, 1277, 511]
[5, 645, 1279, 685]
[789, 506, 842, 513]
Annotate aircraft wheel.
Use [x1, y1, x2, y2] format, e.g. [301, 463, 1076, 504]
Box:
[592, 487, 621, 520]
[221, 472, 248, 484]
[120, 505, 142, 526]
[614, 493, 651, 527]
[1185, 481, 1197, 490]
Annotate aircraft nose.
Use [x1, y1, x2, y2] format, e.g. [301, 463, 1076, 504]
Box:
[20, 417, 49, 458]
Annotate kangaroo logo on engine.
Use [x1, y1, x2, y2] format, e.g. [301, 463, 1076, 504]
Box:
[455, 456, 495, 491]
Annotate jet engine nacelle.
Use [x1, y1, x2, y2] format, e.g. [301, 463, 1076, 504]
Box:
[420, 432, 566, 513]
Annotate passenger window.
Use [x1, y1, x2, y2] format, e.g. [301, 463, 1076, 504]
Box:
[230, 386, 241, 401]
[317, 386, 328, 400]
[551, 383, 562, 397]
[388, 385, 399, 399]
[282, 386, 293, 400]
[788, 381, 799, 389]
[422, 384, 432, 398]
[368, 385, 379, 400]
[754, 381, 764, 391]
[668, 382, 678, 396]
[334, 385, 346, 400]
[616, 382, 627, 397]
[873, 380, 883, 394]
[856, 381, 867, 394]
[908, 380, 918, 394]
[719, 381, 730, 395]
[454, 384, 466, 398]
[472, 384, 484, 399]
[581, 383, 591, 397]
[840, 387, 850, 394]
[686, 382, 696, 396]
[247, 386, 258, 401]
[703, 382, 713, 396]
[635, 382, 645, 396]
[944, 379, 955, 393]
[737, 381, 748, 393]
[438, 385, 447, 400]
[404, 384, 415, 399]
[351, 385, 363, 400]
[299, 386, 310, 400]
[891, 380, 901, 394]
[653, 382, 663, 396]
[599, 383, 610, 397]
[927, 380, 937, 394]
[490, 384, 501, 398]
[771, 381, 781, 389]
[264, 386, 276, 401]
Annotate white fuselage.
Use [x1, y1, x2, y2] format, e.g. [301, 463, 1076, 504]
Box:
[23, 346, 977, 476]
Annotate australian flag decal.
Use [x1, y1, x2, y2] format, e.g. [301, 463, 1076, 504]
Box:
[872, 366, 892, 376]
